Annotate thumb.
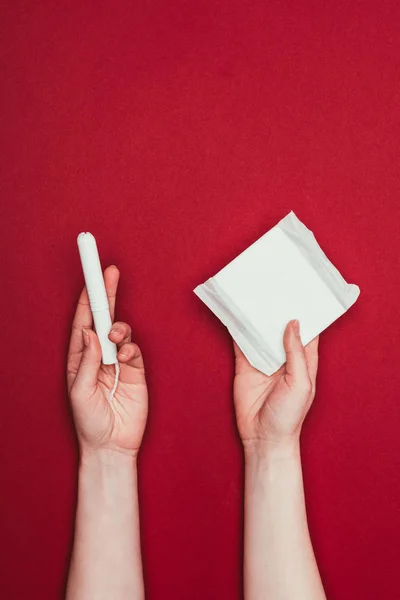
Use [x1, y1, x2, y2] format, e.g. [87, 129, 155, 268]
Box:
[74, 329, 102, 397]
[283, 320, 311, 389]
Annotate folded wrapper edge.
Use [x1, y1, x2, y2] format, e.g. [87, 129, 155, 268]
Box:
[194, 279, 282, 375]
[280, 212, 361, 309]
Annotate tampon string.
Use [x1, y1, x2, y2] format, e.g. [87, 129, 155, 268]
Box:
[108, 361, 120, 403]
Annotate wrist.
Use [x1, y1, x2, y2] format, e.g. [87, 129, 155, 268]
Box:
[243, 437, 301, 466]
[77, 446, 139, 517]
[79, 446, 139, 471]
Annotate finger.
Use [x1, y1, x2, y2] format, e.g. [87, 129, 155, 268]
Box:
[304, 335, 319, 386]
[283, 320, 311, 390]
[117, 342, 144, 367]
[103, 265, 120, 323]
[72, 329, 102, 398]
[67, 286, 94, 386]
[108, 321, 132, 347]
[117, 343, 146, 384]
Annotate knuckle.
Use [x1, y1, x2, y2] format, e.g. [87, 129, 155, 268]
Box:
[121, 322, 132, 336]
[113, 321, 131, 336]
[120, 341, 136, 354]
[133, 343, 142, 357]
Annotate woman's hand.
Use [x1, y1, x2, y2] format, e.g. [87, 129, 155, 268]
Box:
[66, 265, 148, 457]
[233, 319, 319, 452]
[237, 321, 327, 600]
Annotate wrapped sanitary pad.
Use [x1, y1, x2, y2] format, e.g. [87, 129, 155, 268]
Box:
[194, 211, 360, 375]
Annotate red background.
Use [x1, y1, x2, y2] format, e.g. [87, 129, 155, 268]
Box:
[1, 1, 400, 598]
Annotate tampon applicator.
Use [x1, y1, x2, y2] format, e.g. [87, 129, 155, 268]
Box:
[77, 232, 120, 402]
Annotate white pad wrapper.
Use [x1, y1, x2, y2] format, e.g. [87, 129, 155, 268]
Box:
[194, 211, 360, 376]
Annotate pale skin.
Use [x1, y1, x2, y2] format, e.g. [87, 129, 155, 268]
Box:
[234, 322, 327, 600]
[66, 265, 147, 600]
[66, 264, 326, 600]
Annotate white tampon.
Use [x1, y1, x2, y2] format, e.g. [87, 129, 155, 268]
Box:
[77, 232, 120, 402]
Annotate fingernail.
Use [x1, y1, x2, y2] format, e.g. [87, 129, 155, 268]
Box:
[82, 329, 90, 345]
[118, 351, 127, 358]
[293, 320, 300, 335]
[110, 328, 118, 335]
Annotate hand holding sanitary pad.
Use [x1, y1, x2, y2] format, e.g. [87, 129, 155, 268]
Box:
[194, 211, 360, 376]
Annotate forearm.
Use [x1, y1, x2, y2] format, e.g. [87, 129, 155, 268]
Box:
[243, 440, 326, 600]
[66, 449, 144, 600]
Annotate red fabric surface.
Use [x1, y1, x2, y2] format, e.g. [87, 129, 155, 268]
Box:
[1, 1, 399, 598]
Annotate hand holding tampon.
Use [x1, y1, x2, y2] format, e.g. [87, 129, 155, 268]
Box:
[66, 264, 148, 456]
